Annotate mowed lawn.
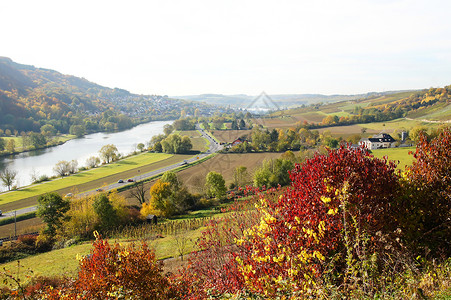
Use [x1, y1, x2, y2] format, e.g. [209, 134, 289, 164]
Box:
[0, 152, 173, 209]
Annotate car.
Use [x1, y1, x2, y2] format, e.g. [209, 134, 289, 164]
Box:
[118, 179, 124, 183]
[180, 160, 188, 165]
[127, 178, 134, 182]
[96, 188, 103, 192]
[64, 193, 73, 198]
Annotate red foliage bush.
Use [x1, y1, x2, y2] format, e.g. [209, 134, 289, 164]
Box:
[181, 147, 402, 297]
[35, 235, 180, 299]
[403, 127, 451, 256]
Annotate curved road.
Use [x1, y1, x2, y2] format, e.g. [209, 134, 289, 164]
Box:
[0, 125, 222, 219]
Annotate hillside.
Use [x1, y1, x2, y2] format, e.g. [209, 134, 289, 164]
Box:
[267, 87, 451, 127]
[0, 57, 214, 134]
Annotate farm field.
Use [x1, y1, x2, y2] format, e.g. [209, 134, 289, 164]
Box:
[176, 152, 282, 193]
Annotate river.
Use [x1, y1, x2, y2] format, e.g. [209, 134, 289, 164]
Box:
[0, 120, 171, 191]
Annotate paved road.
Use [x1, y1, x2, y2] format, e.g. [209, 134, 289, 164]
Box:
[0, 125, 222, 219]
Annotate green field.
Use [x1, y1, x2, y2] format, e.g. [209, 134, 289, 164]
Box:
[371, 146, 415, 170]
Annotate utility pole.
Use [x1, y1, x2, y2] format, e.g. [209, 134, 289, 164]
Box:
[14, 210, 17, 237]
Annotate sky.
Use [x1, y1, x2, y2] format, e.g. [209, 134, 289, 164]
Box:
[1, 0, 451, 96]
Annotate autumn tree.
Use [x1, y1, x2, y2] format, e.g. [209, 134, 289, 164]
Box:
[86, 156, 100, 168]
[161, 171, 181, 192]
[0, 168, 18, 191]
[99, 144, 119, 163]
[229, 147, 401, 297]
[146, 179, 172, 217]
[160, 171, 193, 212]
[53, 160, 71, 177]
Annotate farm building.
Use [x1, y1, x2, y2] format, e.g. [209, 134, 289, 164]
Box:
[359, 133, 396, 150]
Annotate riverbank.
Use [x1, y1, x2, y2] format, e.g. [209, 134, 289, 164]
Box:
[0, 134, 75, 158]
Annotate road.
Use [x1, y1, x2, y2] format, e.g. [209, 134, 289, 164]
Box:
[0, 125, 222, 219]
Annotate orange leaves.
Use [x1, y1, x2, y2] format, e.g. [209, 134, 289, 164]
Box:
[56, 238, 179, 299]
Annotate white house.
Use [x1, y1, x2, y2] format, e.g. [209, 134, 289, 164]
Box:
[359, 133, 396, 150]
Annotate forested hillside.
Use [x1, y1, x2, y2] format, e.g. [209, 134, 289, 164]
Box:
[0, 57, 213, 135]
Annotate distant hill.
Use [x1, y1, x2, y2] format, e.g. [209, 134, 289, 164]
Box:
[174, 91, 405, 110]
[0, 57, 212, 134]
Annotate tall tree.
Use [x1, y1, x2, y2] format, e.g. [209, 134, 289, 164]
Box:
[37, 192, 70, 236]
[148, 179, 173, 216]
[86, 156, 100, 168]
[93, 194, 118, 232]
[53, 160, 71, 177]
[205, 171, 226, 198]
[0, 168, 18, 191]
[233, 166, 250, 188]
[128, 181, 148, 205]
[99, 144, 119, 163]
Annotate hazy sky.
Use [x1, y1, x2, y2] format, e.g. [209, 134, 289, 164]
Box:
[2, 0, 451, 96]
